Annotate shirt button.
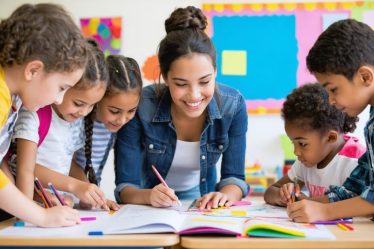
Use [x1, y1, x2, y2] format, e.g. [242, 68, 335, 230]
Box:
[218, 145, 223, 150]
[201, 155, 206, 160]
[201, 178, 206, 182]
[149, 144, 154, 149]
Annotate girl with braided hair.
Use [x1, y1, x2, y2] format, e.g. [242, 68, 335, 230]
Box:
[264, 83, 365, 207]
[69, 55, 142, 211]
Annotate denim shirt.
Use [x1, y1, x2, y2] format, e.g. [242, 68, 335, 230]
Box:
[114, 83, 249, 203]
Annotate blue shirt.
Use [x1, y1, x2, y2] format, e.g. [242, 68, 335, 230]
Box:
[326, 107, 374, 204]
[114, 83, 249, 203]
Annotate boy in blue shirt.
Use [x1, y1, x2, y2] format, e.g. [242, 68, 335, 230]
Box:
[287, 19, 374, 222]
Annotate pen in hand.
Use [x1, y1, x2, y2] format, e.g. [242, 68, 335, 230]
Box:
[151, 165, 182, 206]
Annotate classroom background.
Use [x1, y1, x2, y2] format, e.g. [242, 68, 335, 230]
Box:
[1, 0, 372, 200]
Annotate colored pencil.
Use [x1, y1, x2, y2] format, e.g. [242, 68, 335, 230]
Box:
[34, 185, 49, 208]
[151, 165, 182, 206]
[48, 182, 67, 206]
[34, 177, 53, 208]
[337, 223, 350, 231]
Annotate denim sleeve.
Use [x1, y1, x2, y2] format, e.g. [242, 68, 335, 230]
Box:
[326, 151, 374, 204]
[217, 94, 249, 197]
[114, 113, 144, 203]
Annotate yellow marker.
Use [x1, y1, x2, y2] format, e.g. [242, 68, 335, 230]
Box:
[108, 210, 117, 215]
[230, 210, 247, 217]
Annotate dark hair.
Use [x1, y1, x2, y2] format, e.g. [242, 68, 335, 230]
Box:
[84, 55, 142, 185]
[282, 83, 357, 134]
[0, 3, 88, 72]
[158, 6, 216, 78]
[81, 39, 110, 184]
[307, 19, 374, 80]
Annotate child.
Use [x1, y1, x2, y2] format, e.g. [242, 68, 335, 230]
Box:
[287, 19, 374, 222]
[0, 3, 87, 226]
[114, 6, 249, 209]
[3, 40, 109, 210]
[264, 83, 365, 207]
[69, 55, 142, 210]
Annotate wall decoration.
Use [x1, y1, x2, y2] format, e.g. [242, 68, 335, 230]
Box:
[203, 1, 374, 114]
[80, 17, 122, 56]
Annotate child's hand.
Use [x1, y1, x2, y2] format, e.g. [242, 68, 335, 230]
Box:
[73, 182, 108, 210]
[280, 182, 295, 204]
[45, 192, 74, 207]
[149, 184, 179, 207]
[197, 192, 232, 210]
[40, 206, 80, 227]
[287, 199, 329, 223]
[106, 199, 120, 211]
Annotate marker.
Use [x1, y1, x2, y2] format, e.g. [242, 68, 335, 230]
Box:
[151, 165, 182, 206]
[81, 216, 97, 222]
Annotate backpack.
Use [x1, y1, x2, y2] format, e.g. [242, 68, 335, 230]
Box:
[36, 105, 52, 146]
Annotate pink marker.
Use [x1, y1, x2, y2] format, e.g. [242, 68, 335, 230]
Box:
[80, 217, 96, 222]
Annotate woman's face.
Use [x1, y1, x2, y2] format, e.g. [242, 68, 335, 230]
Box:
[165, 53, 216, 120]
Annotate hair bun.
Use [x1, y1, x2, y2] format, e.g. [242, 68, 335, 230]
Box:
[165, 6, 207, 34]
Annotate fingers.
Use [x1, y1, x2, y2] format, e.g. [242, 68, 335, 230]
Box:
[107, 199, 120, 211]
[198, 192, 229, 210]
[150, 184, 179, 207]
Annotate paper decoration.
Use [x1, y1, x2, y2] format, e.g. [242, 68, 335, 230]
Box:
[222, 50, 247, 76]
[142, 55, 160, 83]
[203, 1, 374, 114]
[80, 17, 122, 56]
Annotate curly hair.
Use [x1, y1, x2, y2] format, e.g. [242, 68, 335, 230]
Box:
[0, 3, 87, 72]
[306, 19, 374, 80]
[282, 83, 358, 134]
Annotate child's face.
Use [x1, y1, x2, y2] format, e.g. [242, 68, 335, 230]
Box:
[165, 53, 216, 120]
[96, 89, 140, 132]
[54, 83, 106, 122]
[315, 72, 371, 117]
[21, 68, 84, 111]
[285, 121, 334, 167]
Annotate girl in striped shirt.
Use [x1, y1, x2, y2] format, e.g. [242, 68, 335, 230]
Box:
[69, 55, 142, 209]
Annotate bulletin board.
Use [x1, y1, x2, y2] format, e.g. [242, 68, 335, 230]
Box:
[203, 1, 374, 114]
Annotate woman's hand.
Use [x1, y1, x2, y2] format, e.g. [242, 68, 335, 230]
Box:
[196, 192, 232, 210]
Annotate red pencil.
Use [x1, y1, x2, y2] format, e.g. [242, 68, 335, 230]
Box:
[340, 222, 354, 231]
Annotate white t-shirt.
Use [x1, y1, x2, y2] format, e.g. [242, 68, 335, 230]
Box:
[12, 106, 84, 176]
[287, 136, 365, 197]
[165, 140, 200, 192]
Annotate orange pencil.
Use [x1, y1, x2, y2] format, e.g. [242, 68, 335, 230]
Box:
[340, 222, 354, 231]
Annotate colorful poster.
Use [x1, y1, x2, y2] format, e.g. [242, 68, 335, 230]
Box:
[203, 1, 374, 114]
[80, 17, 122, 56]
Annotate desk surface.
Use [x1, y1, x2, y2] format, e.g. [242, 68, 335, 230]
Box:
[0, 218, 179, 247]
[181, 217, 374, 249]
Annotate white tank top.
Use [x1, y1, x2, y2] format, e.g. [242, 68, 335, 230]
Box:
[165, 140, 201, 191]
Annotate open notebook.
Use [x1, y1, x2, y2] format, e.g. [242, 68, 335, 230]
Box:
[101, 204, 335, 239]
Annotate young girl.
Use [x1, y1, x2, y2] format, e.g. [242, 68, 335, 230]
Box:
[0, 3, 87, 226]
[2, 40, 109, 210]
[114, 6, 249, 209]
[69, 55, 142, 210]
[264, 83, 365, 207]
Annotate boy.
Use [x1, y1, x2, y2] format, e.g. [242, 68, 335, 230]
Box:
[287, 19, 374, 223]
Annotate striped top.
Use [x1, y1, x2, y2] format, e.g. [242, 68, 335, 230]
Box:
[74, 120, 115, 184]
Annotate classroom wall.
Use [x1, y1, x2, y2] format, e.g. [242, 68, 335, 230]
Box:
[0, 0, 369, 200]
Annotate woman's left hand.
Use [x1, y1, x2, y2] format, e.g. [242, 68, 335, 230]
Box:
[196, 192, 233, 210]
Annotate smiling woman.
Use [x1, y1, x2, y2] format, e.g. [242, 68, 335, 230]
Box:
[114, 6, 249, 210]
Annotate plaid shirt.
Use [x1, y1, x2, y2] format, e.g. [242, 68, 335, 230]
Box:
[326, 107, 374, 204]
